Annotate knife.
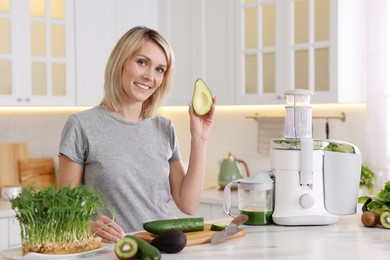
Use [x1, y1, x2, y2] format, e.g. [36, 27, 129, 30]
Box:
[210, 214, 248, 243]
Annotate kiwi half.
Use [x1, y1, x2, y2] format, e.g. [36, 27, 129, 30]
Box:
[380, 211, 390, 228]
[115, 236, 138, 260]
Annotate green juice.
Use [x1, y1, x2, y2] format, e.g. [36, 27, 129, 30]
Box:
[240, 209, 273, 225]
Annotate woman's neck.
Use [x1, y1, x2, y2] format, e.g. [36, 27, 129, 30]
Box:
[110, 103, 144, 122]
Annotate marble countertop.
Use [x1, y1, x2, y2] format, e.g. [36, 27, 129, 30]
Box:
[1, 213, 390, 260]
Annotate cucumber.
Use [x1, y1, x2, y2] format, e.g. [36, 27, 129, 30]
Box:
[143, 217, 204, 235]
[210, 223, 226, 231]
[125, 235, 161, 260]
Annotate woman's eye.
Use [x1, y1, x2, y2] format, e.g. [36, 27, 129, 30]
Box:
[137, 59, 147, 66]
[156, 67, 165, 74]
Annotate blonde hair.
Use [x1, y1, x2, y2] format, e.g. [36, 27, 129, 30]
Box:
[100, 26, 175, 118]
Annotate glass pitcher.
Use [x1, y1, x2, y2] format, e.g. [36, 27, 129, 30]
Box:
[224, 171, 274, 225]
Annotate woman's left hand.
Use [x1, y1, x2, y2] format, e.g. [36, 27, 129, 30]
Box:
[188, 96, 216, 142]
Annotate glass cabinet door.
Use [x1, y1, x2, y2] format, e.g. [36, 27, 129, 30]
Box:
[237, 0, 331, 104]
[291, 0, 330, 92]
[0, 0, 74, 106]
[241, 0, 278, 100]
[30, 0, 67, 98]
[0, 0, 13, 98]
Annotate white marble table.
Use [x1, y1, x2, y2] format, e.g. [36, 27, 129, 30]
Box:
[1, 213, 389, 260]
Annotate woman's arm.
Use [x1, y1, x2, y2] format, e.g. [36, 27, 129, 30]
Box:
[169, 97, 216, 215]
[58, 154, 124, 243]
[58, 154, 83, 188]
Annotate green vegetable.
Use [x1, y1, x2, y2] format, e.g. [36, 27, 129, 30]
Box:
[360, 181, 390, 216]
[360, 165, 376, 192]
[10, 185, 103, 253]
[143, 217, 204, 235]
[115, 237, 138, 259]
[210, 223, 226, 231]
[324, 142, 356, 154]
[271, 139, 356, 153]
[126, 235, 161, 260]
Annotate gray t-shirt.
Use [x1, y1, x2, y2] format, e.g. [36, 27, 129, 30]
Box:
[59, 106, 181, 232]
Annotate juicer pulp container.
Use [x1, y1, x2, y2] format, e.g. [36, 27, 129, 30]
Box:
[323, 145, 362, 215]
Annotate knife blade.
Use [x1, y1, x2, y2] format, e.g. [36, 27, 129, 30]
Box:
[210, 214, 248, 243]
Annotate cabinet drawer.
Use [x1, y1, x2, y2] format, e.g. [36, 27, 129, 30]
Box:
[0, 218, 8, 250]
[8, 217, 21, 247]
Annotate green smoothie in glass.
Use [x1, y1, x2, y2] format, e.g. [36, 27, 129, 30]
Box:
[240, 208, 273, 225]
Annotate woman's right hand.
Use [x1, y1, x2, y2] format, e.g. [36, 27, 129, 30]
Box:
[91, 215, 125, 243]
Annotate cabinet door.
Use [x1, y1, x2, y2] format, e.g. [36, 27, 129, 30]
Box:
[236, 0, 365, 104]
[159, 0, 236, 105]
[8, 217, 21, 248]
[0, 0, 76, 106]
[0, 218, 8, 250]
[75, 0, 159, 106]
[235, 0, 284, 104]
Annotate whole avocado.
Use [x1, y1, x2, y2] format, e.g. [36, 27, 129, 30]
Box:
[151, 230, 187, 253]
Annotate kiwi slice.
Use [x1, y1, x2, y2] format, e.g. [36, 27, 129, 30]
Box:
[115, 236, 138, 260]
[380, 211, 390, 228]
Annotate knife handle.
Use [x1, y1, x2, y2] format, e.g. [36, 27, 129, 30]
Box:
[231, 214, 249, 226]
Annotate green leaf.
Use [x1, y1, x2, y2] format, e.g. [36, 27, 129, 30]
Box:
[358, 196, 371, 204]
[385, 181, 390, 191]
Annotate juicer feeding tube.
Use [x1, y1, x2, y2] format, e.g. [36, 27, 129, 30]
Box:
[300, 138, 313, 186]
[284, 89, 314, 187]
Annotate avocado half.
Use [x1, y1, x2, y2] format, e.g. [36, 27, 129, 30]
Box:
[192, 78, 213, 115]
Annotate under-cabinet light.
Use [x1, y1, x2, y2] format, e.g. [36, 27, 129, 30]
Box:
[0, 103, 366, 113]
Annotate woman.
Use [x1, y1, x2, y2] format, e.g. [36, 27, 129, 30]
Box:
[58, 26, 216, 243]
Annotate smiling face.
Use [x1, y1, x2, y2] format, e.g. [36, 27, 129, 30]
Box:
[121, 39, 167, 105]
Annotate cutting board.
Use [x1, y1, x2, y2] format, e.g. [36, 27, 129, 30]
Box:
[0, 143, 29, 189]
[19, 157, 56, 187]
[134, 224, 246, 246]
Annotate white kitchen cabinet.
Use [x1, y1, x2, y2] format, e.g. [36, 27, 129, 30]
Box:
[235, 0, 366, 104]
[0, 216, 20, 250]
[159, 0, 236, 105]
[0, 0, 76, 106]
[8, 217, 21, 248]
[168, 200, 226, 220]
[0, 218, 8, 250]
[74, 0, 159, 106]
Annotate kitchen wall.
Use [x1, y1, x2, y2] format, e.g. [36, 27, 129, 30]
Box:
[0, 104, 367, 188]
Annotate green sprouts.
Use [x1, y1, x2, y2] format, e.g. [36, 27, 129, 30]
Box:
[10, 185, 102, 248]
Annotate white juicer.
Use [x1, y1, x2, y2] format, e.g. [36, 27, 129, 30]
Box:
[270, 89, 362, 225]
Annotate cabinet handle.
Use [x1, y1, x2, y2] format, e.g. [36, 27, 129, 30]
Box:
[17, 98, 22, 102]
[25, 98, 30, 102]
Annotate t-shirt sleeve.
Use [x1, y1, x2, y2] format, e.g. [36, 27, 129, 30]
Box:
[168, 122, 181, 163]
[58, 115, 87, 165]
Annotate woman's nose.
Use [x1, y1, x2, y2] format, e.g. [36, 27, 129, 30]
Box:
[143, 67, 153, 80]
